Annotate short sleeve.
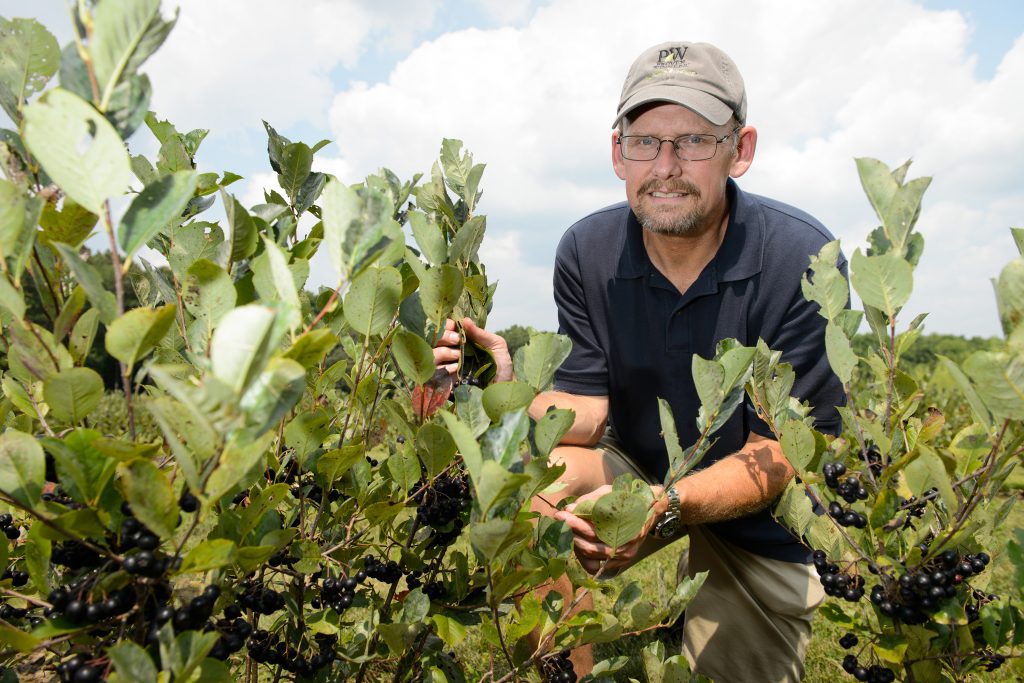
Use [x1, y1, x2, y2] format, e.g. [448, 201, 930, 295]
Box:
[551, 230, 609, 396]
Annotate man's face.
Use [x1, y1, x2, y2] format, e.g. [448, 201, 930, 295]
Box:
[612, 103, 750, 237]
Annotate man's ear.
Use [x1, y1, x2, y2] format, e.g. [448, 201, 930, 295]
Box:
[729, 126, 757, 179]
[612, 131, 627, 181]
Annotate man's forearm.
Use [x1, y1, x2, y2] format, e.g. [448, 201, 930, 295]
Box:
[668, 435, 795, 525]
[528, 391, 609, 447]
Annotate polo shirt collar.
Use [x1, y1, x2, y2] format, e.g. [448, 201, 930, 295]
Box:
[615, 178, 765, 283]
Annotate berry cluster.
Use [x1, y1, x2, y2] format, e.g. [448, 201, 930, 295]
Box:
[869, 549, 991, 624]
[156, 584, 221, 633]
[51, 542, 103, 570]
[828, 500, 867, 529]
[237, 579, 286, 615]
[414, 473, 471, 528]
[314, 573, 364, 613]
[47, 585, 135, 627]
[841, 654, 895, 682]
[541, 649, 577, 683]
[0, 603, 29, 620]
[823, 462, 869, 504]
[209, 606, 253, 661]
[122, 550, 172, 578]
[858, 445, 884, 478]
[813, 551, 865, 602]
[2, 565, 29, 587]
[56, 653, 105, 683]
[246, 630, 337, 676]
[0, 512, 20, 540]
[363, 555, 403, 584]
[117, 516, 161, 554]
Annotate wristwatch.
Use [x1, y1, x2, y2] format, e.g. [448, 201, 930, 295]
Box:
[652, 486, 682, 539]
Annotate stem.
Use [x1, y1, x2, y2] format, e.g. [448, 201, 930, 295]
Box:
[0, 492, 121, 562]
[486, 565, 517, 674]
[100, 201, 137, 440]
[302, 281, 345, 337]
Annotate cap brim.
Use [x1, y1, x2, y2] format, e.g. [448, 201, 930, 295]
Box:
[613, 84, 734, 129]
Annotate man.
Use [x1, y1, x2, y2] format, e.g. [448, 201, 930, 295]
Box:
[435, 41, 845, 682]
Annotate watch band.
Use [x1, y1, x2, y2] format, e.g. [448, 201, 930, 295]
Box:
[652, 486, 682, 538]
[663, 485, 681, 519]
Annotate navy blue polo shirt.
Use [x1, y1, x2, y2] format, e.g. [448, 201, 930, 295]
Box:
[552, 178, 846, 563]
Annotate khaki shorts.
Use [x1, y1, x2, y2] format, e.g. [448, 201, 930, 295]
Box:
[595, 431, 825, 683]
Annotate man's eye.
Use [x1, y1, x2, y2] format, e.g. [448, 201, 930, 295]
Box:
[679, 135, 708, 146]
[633, 137, 655, 146]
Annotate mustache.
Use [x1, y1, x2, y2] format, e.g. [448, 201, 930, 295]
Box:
[638, 179, 700, 197]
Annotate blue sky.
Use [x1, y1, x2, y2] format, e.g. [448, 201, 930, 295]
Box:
[5, 1, 1024, 337]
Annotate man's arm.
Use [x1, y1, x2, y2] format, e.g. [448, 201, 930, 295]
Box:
[655, 432, 793, 522]
[528, 391, 608, 447]
[559, 432, 794, 575]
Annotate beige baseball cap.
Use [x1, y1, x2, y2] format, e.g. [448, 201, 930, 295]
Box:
[613, 42, 747, 129]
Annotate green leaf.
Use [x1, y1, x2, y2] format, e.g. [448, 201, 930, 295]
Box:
[90, 0, 176, 110]
[392, 328, 436, 385]
[480, 408, 530, 471]
[178, 539, 237, 574]
[182, 259, 235, 328]
[344, 266, 401, 337]
[104, 71, 151, 139]
[39, 198, 98, 251]
[104, 304, 176, 367]
[850, 249, 912, 319]
[592, 488, 651, 549]
[408, 211, 447, 265]
[415, 424, 457, 477]
[438, 410, 483, 488]
[43, 367, 104, 424]
[277, 142, 313, 203]
[240, 357, 306, 437]
[210, 304, 287, 395]
[533, 408, 574, 457]
[824, 320, 858, 385]
[871, 633, 909, 665]
[22, 88, 133, 215]
[882, 176, 930, 251]
[259, 236, 302, 330]
[285, 409, 331, 469]
[117, 459, 178, 539]
[52, 242, 118, 324]
[0, 17, 60, 122]
[995, 256, 1024, 337]
[108, 641, 158, 683]
[0, 620, 42, 653]
[282, 329, 337, 369]
[0, 429, 45, 509]
[801, 240, 848, 321]
[691, 354, 725, 414]
[203, 432, 273, 506]
[855, 157, 900, 226]
[419, 264, 464, 324]
[937, 355, 992, 429]
[779, 419, 816, 471]
[512, 332, 572, 392]
[481, 381, 535, 422]
[962, 351, 1024, 421]
[221, 190, 257, 263]
[321, 176, 403, 281]
[448, 215, 486, 264]
[475, 460, 529, 517]
[0, 273, 25, 319]
[118, 171, 198, 259]
[69, 308, 100, 365]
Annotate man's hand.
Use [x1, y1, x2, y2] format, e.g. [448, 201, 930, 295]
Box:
[553, 484, 667, 576]
[432, 317, 513, 383]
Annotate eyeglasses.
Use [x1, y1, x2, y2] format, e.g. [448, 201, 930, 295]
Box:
[617, 128, 741, 162]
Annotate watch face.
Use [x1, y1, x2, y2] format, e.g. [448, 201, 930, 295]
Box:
[657, 516, 680, 538]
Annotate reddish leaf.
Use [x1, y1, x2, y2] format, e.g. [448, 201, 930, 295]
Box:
[412, 368, 454, 420]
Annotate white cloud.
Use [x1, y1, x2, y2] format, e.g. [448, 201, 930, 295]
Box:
[145, 0, 439, 133]
[320, 0, 1023, 336]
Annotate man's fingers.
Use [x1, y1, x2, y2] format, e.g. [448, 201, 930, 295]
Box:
[553, 511, 600, 541]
